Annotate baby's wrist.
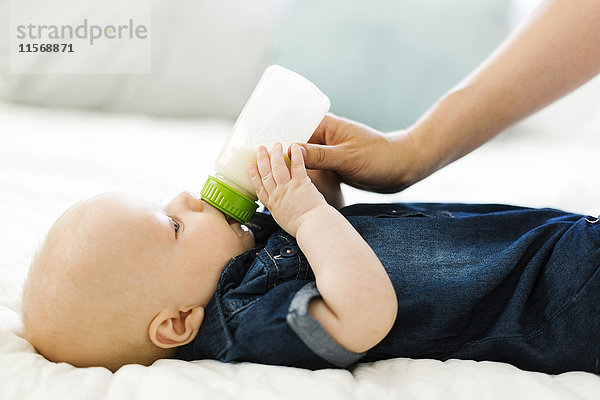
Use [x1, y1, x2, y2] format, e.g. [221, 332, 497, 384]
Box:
[294, 203, 337, 237]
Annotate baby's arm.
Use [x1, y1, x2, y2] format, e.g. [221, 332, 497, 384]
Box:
[247, 143, 397, 353]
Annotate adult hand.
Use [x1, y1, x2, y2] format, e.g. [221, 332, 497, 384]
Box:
[297, 114, 417, 193]
[306, 168, 344, 209]
[297, 1, 600, 195]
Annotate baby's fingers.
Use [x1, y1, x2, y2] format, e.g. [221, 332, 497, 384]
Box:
[247, 162, 269, 204]
[290, 143, 308, 179]
[270, 142, 291, 185]
[252, 146, 277, 198]
[256, 146, 277, 191]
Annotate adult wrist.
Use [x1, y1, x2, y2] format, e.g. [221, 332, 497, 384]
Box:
[385, 129, 428, 191]
[394, 89, 470, 187]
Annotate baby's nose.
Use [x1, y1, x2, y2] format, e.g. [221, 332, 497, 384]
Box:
[175, 191, 203, 212]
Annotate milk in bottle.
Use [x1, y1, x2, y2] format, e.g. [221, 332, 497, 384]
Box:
[200, 65, 330, 222]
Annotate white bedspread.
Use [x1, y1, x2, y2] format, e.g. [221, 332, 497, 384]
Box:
[1, 99, 599, 399]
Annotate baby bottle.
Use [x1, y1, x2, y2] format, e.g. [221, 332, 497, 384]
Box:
[200, 65, 331, 223]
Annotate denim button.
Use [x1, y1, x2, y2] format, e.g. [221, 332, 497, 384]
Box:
[223, 282, 236, 294]
[280, 246, 297, 257]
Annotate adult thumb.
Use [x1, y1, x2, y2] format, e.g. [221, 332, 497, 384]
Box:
[298, 143, 343, 170]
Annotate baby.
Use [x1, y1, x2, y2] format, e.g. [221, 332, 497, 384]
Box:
[22, 143, 397, 372]
[22, 143, 600, 374]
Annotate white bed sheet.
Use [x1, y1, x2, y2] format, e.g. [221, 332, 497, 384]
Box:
[1, 100, 599, 399]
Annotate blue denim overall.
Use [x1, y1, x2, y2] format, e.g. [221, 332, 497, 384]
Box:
[176, 203, 600, 374]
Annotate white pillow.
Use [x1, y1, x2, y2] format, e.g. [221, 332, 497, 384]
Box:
[0, 0, 275, 117]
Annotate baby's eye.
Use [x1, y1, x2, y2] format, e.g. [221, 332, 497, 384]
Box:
[170, 217, 181, 237]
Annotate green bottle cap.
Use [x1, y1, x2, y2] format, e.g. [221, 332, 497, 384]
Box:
[200, 175, 258, 223]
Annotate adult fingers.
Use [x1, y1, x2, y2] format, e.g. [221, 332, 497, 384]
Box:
[297, 142, 345, 171]
[308, 113, 341, 144]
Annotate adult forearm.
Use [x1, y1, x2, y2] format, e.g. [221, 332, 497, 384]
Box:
[397, 0, 600, 184]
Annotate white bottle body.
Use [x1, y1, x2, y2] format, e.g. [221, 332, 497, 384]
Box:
[214, 65, 330, 199]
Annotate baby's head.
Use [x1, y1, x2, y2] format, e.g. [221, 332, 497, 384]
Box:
[22, 191, 254, 372]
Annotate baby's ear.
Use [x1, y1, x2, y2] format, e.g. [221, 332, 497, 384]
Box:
[148, 306, 204, 349]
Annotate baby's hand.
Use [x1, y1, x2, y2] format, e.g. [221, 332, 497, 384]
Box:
[247, 142, 328, 237]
